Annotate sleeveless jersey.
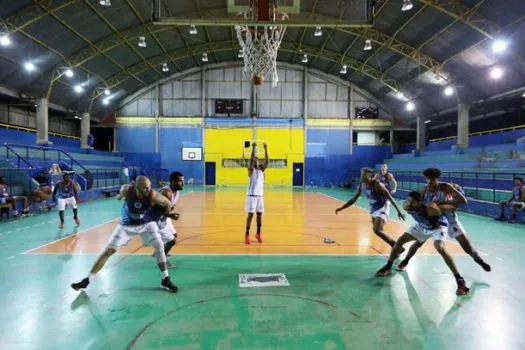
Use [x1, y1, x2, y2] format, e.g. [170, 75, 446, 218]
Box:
[513, 186, 523, 201]
[0, 184, 8, 197]
[362, 181, 387, 213]
[422, 184, 449, 226]
[121, 184, 153, 226]
[377, 172, 391, 190]
[55, 181, 76, 199]
[408, 208, 444, 230]
[146, 186, 180, 225]
[247, 169, 264, 196]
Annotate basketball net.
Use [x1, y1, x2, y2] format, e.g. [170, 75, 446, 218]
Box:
[235, 2, 287, 87]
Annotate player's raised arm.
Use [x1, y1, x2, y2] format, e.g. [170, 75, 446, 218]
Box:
[261, 143, 269, 171]
[248, 142, 257, 176]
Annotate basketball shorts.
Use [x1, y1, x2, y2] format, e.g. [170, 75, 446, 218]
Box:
[107, 222, 161, 249]
[158, 219, 176, 243]
[57, 197, 77, 211]
[371, 203, 390, 223]
[448, 221, 466, 239]
[407, 223, 449, 243]
[245, 195, 264, 213]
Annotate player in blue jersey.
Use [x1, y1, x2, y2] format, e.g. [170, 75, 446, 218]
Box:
[71, 176, 179, 293]
[495, 176, 525, 223]
[373, 164, 397, 195]
[375, 169, 470, 295]
[336, 168, 406, 248]
[52, 173, 80, 229]
[147, 171, 185, 268]
[397, 178, 491, 272]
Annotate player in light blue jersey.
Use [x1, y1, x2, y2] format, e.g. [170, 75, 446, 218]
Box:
[71, 176, 179, 293]
[336, 168, 406, 249]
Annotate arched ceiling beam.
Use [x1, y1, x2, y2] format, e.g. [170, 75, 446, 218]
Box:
[78, 41, 410, 112]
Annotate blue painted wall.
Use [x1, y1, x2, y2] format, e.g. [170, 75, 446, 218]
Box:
[116, 127, 156, 153]
[159, 127, 204, 184]
[306, 128, 350, 155]
[0, 127, 80, 147]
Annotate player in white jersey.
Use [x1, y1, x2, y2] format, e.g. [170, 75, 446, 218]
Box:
[245, 142, 268, 245]
[149, 171, 184, 268]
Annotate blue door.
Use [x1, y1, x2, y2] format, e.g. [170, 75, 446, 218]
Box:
[205, 162, 216, 185]
[293, 163, 304, 186]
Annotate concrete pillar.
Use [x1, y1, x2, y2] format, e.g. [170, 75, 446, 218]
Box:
[349, 86, 354, 154]
[36, 98, 49, 144]
[80, 112, 90, 149]
[416, 116, 426, 151]
[201, 66, 207, 117]
[113, 127, 117, 152]
[303, 66, 308, 155]
[390, 128, 395, 153]
[457, 103, 470, 148]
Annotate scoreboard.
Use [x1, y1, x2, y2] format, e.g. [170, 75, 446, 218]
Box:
[215, 99, 243, 115]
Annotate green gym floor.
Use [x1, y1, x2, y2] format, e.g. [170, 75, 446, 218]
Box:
[0, 187, 524, 350]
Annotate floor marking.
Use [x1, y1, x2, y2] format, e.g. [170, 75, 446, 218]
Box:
[22, 219, 119, 254]
[24, 252, 445, 257]
[7, 256, 14, 260]
[317, 192, 488, 256]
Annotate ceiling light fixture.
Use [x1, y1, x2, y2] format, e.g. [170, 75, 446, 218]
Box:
[74, 85, 84, 94]
[364, 39, 372, 51]
[0, 34, 11, 47]
[406, 101, 415, 111]
[138, 36, 147, 48]
[162, 63, 169, 72]
[492, 39, 507, 54]
[202, 53, 208, 62]
[340, 65, 347, 74]
[444, 86, 454, 96]
[490, 67, 503, 80]
[401, 0, 414, 11]
[25, 62, 35, 72]
[301, 53, 308, 63]
[314, 26, 322, 37]
[64, 68, 74, 78]
[189, 25, 198, 35]
[99, 0, 111, 6]
[238, 49, 244, 58]
[104, 88, 111, 96]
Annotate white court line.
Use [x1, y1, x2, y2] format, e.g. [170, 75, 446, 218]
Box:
[22, 191, 195, 255]
[23, 252, 444, 257]
[316, 191, 489, 256]
[22, 219, 119, 255]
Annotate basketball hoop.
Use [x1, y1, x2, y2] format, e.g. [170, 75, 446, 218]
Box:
[235, 1, 287, 87]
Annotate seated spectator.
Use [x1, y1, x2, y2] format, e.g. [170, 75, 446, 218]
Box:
[495, 176, 525, 223]
[0, 176, 30, 216]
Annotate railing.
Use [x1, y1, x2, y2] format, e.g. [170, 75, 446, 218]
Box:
[0, 168, 40, 195]
[4, 144, 35, 168]
[4, 143, 87, 172]
[400, 124, 525, 147]
[393, 170, 525, 203]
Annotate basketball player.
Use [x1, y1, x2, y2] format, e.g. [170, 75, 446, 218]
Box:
[397, 181, 491, 272]
[70, 176, 178, 293]
[373, 164, 397, 195]
[335, 168, 406, 249]
[375, 190, 470, 295]
[148, 171, 185, 268]
[245, 142, 268, 245]
[52, 173, 80, 229]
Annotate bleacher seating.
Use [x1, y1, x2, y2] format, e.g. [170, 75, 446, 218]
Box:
[379, 139, 525, 223]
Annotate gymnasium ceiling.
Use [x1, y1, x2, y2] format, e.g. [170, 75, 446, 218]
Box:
[1, 0, 525, 122]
